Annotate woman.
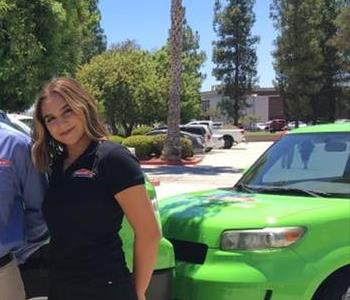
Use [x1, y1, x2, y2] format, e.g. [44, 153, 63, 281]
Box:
[31, 77, 160, 300]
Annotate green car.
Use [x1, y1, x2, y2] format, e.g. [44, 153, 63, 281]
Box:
[21, 175, 175, 300]
[160, 123, 350, 300]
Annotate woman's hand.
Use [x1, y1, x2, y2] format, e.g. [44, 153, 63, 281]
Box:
[116, 185, 160, 300]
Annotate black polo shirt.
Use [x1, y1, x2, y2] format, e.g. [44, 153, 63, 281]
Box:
[42, 140, 145, 282]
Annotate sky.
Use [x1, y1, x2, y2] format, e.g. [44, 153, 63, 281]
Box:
[98, 0, 277, 92]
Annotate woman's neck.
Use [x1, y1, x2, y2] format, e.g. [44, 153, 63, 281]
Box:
[66, 135, 92, 161]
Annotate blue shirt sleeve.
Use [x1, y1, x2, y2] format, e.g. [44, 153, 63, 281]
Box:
[11, 138, 49, 263]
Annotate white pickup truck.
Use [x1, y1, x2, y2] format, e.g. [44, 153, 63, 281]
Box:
[215, 128, 246, 148]
[186, 120, 246, 149]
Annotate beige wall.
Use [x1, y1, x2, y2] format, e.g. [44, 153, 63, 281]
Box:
[243, 95, 269, 122]
[201, 88, 279, 123]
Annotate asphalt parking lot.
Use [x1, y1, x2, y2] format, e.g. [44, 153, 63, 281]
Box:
[143, 141, 273, 199]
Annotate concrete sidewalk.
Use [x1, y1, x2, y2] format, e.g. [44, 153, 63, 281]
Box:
[143, 142, 272, 200]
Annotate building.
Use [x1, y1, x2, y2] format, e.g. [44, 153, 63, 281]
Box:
[201, 87, 285, 123]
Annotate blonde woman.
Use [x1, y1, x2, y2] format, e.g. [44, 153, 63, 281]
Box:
[31, 77, 160, 300]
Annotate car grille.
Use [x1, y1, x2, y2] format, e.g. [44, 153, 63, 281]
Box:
[169, 239, 208, 264]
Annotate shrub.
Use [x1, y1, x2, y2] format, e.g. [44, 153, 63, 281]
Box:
[131, 126, 153, 136]
[122, 135, 154, 160]
[151, 134, 167, 157]
[180, 138, 193, 158]
[149, 134, 194, 159]
[109, 135, 125, 144]
[120, 134, 194, 160]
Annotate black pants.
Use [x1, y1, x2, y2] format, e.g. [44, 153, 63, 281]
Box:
[48, 274, 138, 300]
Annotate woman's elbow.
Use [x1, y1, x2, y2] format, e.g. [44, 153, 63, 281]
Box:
[136, 224, 161, 242]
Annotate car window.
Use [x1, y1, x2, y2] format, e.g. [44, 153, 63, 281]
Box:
[241, 133, 350, 197]
[181, 127, 205, 136]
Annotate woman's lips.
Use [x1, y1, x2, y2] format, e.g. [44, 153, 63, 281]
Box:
[60, 127, 75, 136]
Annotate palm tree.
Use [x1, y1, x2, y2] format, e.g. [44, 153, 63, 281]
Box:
[162, 0, 183, 161]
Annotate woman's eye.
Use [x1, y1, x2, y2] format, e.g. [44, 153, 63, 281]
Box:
[63, 108, 73, 116]
[45, 117, 54, 124]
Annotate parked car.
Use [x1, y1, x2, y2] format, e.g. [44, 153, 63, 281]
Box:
[160, 123, 350, 300]
[287, 121, 307, 130]
[180, 125, 216, 152]
[186, 120, 214, 131]
[20, 176, 175, 300]
[0, 119, 29, 138]
[265, 119, 287, 132]
[212, 122, 223, 130]
[7, 113, 32, 136]
[146, 129, 205, 154]
[247, 122, 268, 131]
[186, 120, 245, 149]
[184, 121, 225, 150]
[8, 113, 33, 129]
[213, 127, 246, 149]
[335, 119, 350, 123]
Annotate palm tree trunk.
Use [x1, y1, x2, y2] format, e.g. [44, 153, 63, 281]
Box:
[162, 0, 183, 161]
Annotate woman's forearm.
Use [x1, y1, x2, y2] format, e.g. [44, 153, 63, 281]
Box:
[133, 233, 160, 298]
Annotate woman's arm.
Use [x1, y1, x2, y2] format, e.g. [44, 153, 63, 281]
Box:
[115, 184, 161, 300]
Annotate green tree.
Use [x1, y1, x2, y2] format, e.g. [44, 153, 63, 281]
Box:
[0, 0, 105, 111]
[332, 3, 350, 113]
[313, 0, 345, 122]
[212, 0, 259, 125]
[271, 0, 324, 123]
[80, 0, 107, 64]
[332, 4, 350, 73]
[162, 0, 184, 161]
[77, 42, 165, 136]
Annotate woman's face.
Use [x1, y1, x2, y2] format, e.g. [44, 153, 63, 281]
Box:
[41, 93, 87, 146]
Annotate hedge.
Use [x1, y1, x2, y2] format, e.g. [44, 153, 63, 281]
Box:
[131, 126, 153, 136]
[122, 135, 154, 160]
[109, 135, 125, 144]
[116, 134, 193, 160]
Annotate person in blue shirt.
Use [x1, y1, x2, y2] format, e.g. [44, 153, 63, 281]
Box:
[0, 126, 48, 300]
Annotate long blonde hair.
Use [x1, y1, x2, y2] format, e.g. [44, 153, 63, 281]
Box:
[32, 77, 108, 172]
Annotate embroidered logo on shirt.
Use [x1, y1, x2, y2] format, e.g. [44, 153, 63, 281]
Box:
[0, 159, 12, 167]
[72, 168, 95, 178]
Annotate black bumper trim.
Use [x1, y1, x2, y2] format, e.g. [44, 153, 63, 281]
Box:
[146, 268, 174, 300]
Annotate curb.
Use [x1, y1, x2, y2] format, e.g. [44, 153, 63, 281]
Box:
[149, 177, 161, 186]
[140, 155, 204, 166]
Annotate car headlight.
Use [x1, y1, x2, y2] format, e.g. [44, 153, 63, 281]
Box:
[220, 227, 306, 251]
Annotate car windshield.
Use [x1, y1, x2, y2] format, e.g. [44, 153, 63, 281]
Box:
[237, 132, 350, 198]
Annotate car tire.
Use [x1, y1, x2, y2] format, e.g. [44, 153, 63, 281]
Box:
[312, 268, 350, 300]
[223, 136, 233, 149]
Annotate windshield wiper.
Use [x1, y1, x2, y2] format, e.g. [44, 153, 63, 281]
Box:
[246, 186, 332, 198]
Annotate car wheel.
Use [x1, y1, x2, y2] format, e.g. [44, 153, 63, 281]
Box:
[313, 269, 350, 300]
[223, 136, 233, 149]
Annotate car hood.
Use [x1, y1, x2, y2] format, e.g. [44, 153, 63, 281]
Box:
[159, 189, 334, 248]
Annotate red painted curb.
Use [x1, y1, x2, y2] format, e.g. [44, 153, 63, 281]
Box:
[149, 177, 161, 186]
[140, 155, 203, 166]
